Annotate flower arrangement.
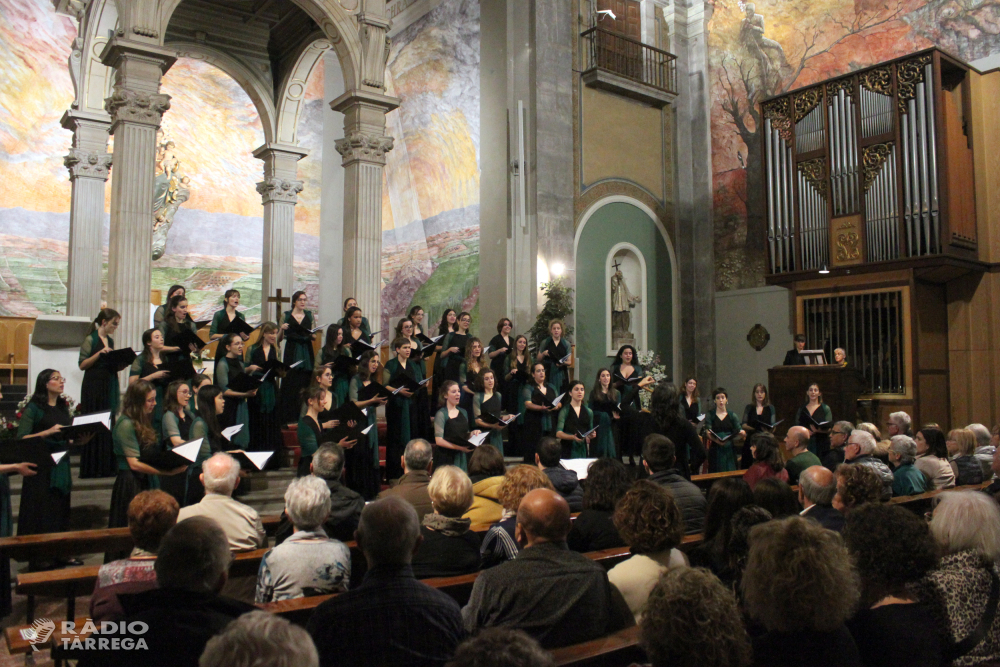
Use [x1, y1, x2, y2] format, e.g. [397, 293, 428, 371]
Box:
[636, 349, 668, 410]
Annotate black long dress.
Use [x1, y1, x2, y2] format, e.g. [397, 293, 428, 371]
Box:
[15, 402, 72, 535]
[434, 407, 471, 469]
[488, 334, 512, 380]
[384, 359, 419, 481]
[158, 409, 192, 505]
[407, 337, 435, 443]
[78, 331, 119, 478]
[248, 343, 282, 470]
[682, 396, 702, 423]
[279, 310, 316, 425]
[612, 364, 645, 460]
[521, 383, 557, 464]
[503, 355, 529, 458]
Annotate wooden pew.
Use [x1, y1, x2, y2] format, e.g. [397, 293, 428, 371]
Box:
[689, 469, 746, 490]
[550, 625, 644, 667]
[888, 481, 992, 514]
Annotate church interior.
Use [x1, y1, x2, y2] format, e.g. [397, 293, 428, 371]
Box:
[1, 0, 1000, 663]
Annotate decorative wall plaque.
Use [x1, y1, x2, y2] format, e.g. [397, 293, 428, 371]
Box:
[747, 324, 770, 351]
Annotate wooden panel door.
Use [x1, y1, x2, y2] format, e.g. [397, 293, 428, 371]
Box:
[596, 0, 642, 80]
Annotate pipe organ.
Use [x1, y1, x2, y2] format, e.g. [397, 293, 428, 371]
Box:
[762, 49, 977, 276]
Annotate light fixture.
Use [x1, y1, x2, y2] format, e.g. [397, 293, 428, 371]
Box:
[596, 9, 616, 20]
[552, 262, 566, 277]
[819, 264, 830, 274]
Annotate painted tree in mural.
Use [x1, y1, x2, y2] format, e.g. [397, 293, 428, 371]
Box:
[716, 0, 904, 256]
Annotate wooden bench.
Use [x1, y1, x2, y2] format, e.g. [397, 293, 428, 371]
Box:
[551, 625, 644, 666]
[889, 481, 992, 513]
[690, 469, 746, 489]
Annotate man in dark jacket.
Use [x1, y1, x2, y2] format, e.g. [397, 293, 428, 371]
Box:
[535, 437, 583, 512]
[377, 438, 434, 519]
[783, 334, 807, 366]
[797, 465, 845, 532]
[275, 444, 364, 543]
[642, 434, 706, 534]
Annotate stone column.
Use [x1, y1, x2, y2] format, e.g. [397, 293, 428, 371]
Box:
[101, 39, 175, 352]
[61, 110, 112, 317]
[331, 90, 398, 326]
[253, 144, 307, 320]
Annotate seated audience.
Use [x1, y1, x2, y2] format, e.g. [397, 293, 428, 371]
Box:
[741, 432, 788, 490]
[887, 411, 913, 437]
[566, 458, 629, 552]
[534, 437, 583, 511]
[844, 430, 894, 500]
[642, 433, 707, 534]
[888, 435, 928, 497]
[914, 426, 956, 490]
[463, 444, 506, 525]
[412, 465, 481, 578]
[833, 464, 883, 514]
[742, 516, 862, 666]
[378, 438, 435, 519]
[462, 488, 634, 648]
[256, 475, 350, 603]
[751, 477, 799, 518]
[797, 465, 845, 532]
[480, 465, 554, 568]
[687, 477, 752, 575]
[842, 504, 942, 667]
[199, 610, 319, 667]
[985, 448, 1000, 496]
[946, 428, 984, 487]
[724, 505, 773, 592]
[308, 497, 466, 667]
[444, 628, 554, 667]
[91, 490, 179, 622]
[912, 491, 1000, 666]
[606, 480, 687, 620]
[824, 421, 854, 471]
[783, 426, 822, 485]
[275, 444, 364, 544]
[967, 422, 995, 479]
[640, 567, 752, 667]
[178, 453, 266, 551]
[79, 517, 255, 667]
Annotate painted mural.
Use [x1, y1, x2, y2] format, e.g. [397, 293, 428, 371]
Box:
[710, 0, 1000, 290]
[379, 0, 481, 332]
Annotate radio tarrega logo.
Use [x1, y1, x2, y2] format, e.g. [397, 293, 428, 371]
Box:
[22, 618, 55, 652]
[23, 618, 150, 651]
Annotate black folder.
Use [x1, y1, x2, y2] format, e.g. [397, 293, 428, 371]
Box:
[230, 450, 274, 471]
[576, 426, 599, 439]
[139, 438, 201, 470]
[0, 440, 59, 467]
[172, 328, 207, 352]
[416, 333, 444, 347]
[753, 419, 784, 432]
[447, 334, 469, 356]
[225, 317, 258, 337]
[808, 416, 832, 430]
[358, 381, 392, 402]
[389, 374, 428, 393]
[102, 348, 138, 372]
[510, 368, 532, 383]
[319, 422, 371, 445]
[707, 430, 737, 444]
[531, 389, 564, 409]
[287, 319, 323, 338]
[56, 411, 113, 440]
[227, 372, 265, 393]
[324, 401, 367, 425]
[160, 356, 196, 381]
[613, 373, 643, 386]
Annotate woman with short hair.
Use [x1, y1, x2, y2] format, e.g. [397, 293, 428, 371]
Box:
[705, 387, 744, 473]
[946, 428, 984, 487]
[411, 466, 481, 578]
[741, 431, 788, 490]
[833, 464, 883, 514]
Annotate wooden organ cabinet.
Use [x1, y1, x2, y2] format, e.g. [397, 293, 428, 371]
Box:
[760, 48, 1000, 428]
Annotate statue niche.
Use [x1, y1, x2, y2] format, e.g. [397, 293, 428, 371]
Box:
[609, 250, 644, 352]
[152, 134, 191, 260]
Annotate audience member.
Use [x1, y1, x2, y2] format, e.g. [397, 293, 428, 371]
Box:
[741, 432, 788, 490]
[797, 465, 845, 532]
[985, 448, 1000, 496]
[833, 464, 883, 514]
[642, 433, 706, 534]
[842, 504, 942, 667]
[783, 426, 821, 485]
[914, 427, 956, 490]
[308, 497, 466, 667]
[723, 506, 773, 592]
[967, 423, 995, 479]
[751, 477, 799, 518]
[91, 490, 179, 622]
[178, 453, 266, 551]
[199, 610, 318, 667]
[463, 445, 506, 525]
[444, 628, 554, 667]
[887, 411, 912, 437]
[412, 466, 481, 578]
[377, 438, 435, 519]
[844, 430, 894, 500]
[256, 475, 350, 603]
[641, 567, 752, 667]
[648, 382, 706, 477]
[462, 488, 633, 648]
[742, 516, 862, 666]
[275, 444, 364, 544]
[566, 458, 629, 552]
[854, 422, 882, 442]
[687, 478, 753, 575]
[534, 437, 583, 511]
[480, 465, 554, 568]
[824, 421, 853, 471]
[888, 435, 928, 497]
[606, 480, 687, 620]
[946, 428, 984, 487]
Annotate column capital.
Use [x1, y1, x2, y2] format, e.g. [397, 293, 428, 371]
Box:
[65, 149, 112, 180]
[105, 89, 171, 127]
[335, 132, 394, 166]
[329, 89, 400, 115]
[256, 178, 304, 205]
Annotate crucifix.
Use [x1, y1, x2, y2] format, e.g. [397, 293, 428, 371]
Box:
[267, 289, 291, 323]
[612, 258, 622, 273]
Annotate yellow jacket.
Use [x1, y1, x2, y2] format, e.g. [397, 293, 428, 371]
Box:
[464, 475, 504, 526]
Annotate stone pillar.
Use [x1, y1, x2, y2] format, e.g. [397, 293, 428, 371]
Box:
[61, 110, 112, 317]
[331, 90, 399, 326]
[253, 144, 307, 320]
[101, 39, 175, 352]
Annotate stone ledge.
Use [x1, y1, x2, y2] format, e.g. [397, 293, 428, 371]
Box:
[581, 67, 676, 108]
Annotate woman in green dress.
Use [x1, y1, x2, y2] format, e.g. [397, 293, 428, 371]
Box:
[278, 290, 315, 424]
[296, 386, 338, 478]
[160, 380, 194, 506]
[78, 307, 122, 478]
[129, 328, 171, 435]
[460, 337, 486, 417]
[504, 335, 530, 458]
[215, 333, 258, 450]
[795, 383, 834, 458]
[537, 319, 571, 395]
[157, 294, 200, 365]
[706, 387, 745, 473]
[588, 369, 621, 459]
[339, 297, 372, 340]
[472, 369, 512, 456]
[209, 289, 250, 374]
[349, 352, 388, 498]
[437, 312, 472, 391]
[247, 322, 282, 469]
[152, 284, 185, 328]
[320, 324, 354, 408]
[521, 362, 562, 464]
[433, 380, 478, 471]
[396, 317, 433, 442]
[384, 337, 419, 481]
[186, 384, 228, 506]
[556, 380, 596, 459]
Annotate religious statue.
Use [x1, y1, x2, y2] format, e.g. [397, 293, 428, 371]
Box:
[611, 259, 640, 349]
[152, 135, 191, 261]
[738, 3, 789, 92]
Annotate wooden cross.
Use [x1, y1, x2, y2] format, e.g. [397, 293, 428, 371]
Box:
[612, 258, 622, 272]
[267, 289, 291, 324]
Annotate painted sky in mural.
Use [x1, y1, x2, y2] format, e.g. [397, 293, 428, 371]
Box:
[709, 0, 1000, 290]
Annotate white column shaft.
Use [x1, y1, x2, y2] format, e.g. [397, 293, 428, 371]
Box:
[342, 161, 384, 323]
[67, 174, 108, 316]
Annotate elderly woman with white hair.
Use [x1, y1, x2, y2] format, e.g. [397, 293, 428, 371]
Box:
[888, 435, 928, 497]
[912, 491, 1000, 666]
[411, 465, 481, 578]
[255, 475, 351, 603]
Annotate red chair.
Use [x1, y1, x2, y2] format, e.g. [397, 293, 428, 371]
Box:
[281, 425, 301, 469]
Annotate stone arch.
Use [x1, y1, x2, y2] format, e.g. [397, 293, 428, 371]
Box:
[74, 0, 119, 116]
[164, 41, 278, 145]
[274, 35, 331, 145]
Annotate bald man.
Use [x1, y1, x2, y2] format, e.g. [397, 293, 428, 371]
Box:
[797, 465, 845, 532]
[462, 489, 633, 648]
[783, 425, 821, 485]
[178, 453, 265, 551]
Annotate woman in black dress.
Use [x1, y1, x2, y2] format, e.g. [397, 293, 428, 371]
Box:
[460, 337, 486, 417]
[153, 284, 185, 327]
[408, 305, 427, 338]
[741, 383, 776, 468]
[396, 317, 433, 442]
[588, 368, 621, 459]
[555, 380, 595, 459]
[503, 334, 530, 458]
[521, 362, 562, 464]
[487, 317, 513, 380]
[128, 328, 171, 436]
[78, 308, 122, 478]
[159, 380, 194, 505]
[157, 294, 200, 365]
[433, 381, 477, 470]
[681, 377, 701, 424]
[247, 322, 282, 470]
[432, 308, 459, 395]
[277, 291, 316, 425]
[611, 345, 654, 465]
[438, 311, 472, 392]
[348, 352, 388, 498]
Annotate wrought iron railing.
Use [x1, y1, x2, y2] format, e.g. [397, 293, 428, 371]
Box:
[581, 26, 677, 95]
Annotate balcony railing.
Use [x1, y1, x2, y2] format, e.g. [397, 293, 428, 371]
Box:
[581, 26, 677, 97]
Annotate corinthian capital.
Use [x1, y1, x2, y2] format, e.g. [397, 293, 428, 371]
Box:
[105, 89, 171, 126]
[335, 132, 394, 166]
[256, 178, 304, 205]
[64, 149, 113, 180]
